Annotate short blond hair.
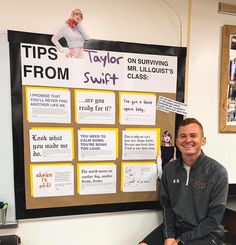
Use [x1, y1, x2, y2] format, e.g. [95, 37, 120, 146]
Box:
[71, 8, 83, 20]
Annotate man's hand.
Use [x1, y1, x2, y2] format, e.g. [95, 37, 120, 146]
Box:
[164, 238, 178, 245]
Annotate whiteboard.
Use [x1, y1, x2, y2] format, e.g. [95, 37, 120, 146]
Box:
[0, 34, 16, 222]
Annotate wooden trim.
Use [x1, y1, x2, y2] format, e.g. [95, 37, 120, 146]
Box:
[219, 25, 236, 132]
[219, 3, 236, 15]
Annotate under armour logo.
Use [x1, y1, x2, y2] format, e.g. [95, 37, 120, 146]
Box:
[173, 179, 180, 184]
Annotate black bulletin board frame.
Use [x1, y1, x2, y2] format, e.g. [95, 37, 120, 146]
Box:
[8, 30, 186, 219]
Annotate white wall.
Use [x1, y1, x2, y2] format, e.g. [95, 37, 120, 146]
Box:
[0, 211, 162, 245]
[188, 0, 236, 183]
[0, 0, 235, 245]
[0, 0, 188, 46]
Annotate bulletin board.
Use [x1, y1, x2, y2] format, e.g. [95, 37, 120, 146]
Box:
[8, 30, 186, 219]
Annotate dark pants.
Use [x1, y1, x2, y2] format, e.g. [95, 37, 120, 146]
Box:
[140, 224, 164, 245]
[140, 223, 223, 245]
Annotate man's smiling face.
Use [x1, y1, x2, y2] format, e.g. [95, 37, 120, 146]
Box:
[176, 123, 206, 161]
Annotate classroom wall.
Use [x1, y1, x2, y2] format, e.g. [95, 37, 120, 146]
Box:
[187, 0, 236, 184]
[0, 0, 235, 245]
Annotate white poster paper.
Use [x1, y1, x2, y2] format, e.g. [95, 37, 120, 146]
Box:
[121, 162, 157, 192]
[29, 128, 74, 162]
[75, 90, 115, 124]
[157, 96, 187, 115]
[78, 163, 116, 195]
[119, 92, 156, 125]
[21, 44, 177, 93]
[122, 129, 159, 160]
[30, 164, 74, 197]
[26, 87, 71, 123]
[78, 129, 117, 161]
